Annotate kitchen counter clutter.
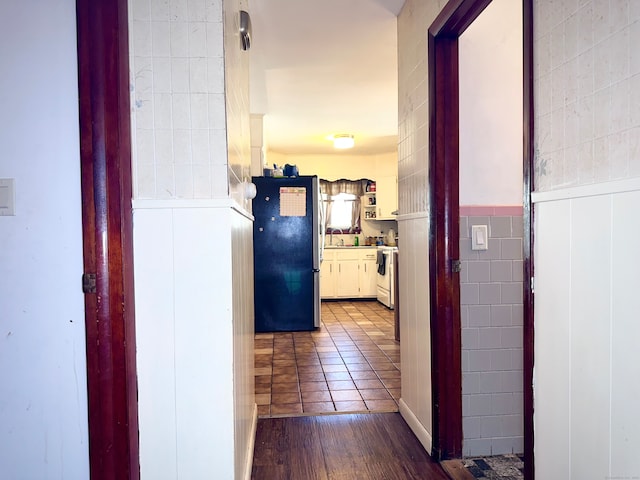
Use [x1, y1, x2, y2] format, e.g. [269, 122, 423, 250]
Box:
[320, 247, 378, 299]
[324, 245, 377, 249]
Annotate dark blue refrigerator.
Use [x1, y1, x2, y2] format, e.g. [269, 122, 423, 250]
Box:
[252, 175, 321, 332]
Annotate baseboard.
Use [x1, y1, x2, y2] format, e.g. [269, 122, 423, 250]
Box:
[399, 398, 433, 455]
[242, 403, 258, 480]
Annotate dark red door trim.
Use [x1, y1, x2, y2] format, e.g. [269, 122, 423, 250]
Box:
[522, 1, 535, 478]
[76, 0, 139, 478]
[427, 30, 463, 460]
[427, 0, 534, 474]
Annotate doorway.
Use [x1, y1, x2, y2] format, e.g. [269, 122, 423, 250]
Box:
[427, 0, 533, 477]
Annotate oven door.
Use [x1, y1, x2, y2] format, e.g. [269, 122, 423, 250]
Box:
[376, 250, 392, 307]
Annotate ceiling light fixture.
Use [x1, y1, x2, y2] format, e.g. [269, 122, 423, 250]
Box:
[332, 134, 355, 149]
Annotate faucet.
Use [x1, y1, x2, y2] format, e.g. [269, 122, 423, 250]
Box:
[329, 228, 343, 246]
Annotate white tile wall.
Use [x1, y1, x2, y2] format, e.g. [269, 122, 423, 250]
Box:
[461, 213, 524, 457]
[534, 1, 640, 476]
[224, 0, 252, 210]
[130, 0, 256, 478]
[534, 0, 640, 191]
[396, 0, 448, 455]
[397, 0, 448, 216]
[130, 0, 239, 201]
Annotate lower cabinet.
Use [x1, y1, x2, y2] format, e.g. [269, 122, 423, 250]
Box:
[335, 256, 360, 298]
[320, 250, 336, 298]
[321, 248, 378, 300]
[359, 250, 378, 297]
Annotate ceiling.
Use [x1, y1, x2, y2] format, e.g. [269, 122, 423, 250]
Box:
[248, 0, 405, 156]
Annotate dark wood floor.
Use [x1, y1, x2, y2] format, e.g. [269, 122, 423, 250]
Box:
[251, 412, 450, 480]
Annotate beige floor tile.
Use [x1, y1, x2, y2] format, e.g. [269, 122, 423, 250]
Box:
[323, 371, 352, 381]
[270, 404, 303, 415]
[364, 399, 398, 411]
[331, 390, 362, 402]
[322, 364, 348, 373]
[303, 402, 336, 414]
[358, 389, 393, 401]
[334, 400, 367, 412]
[301, 390, 332, 403]
[271, 392, 301, 405]
[353, 378, 385, 390]
[300, 381, 329, 392]
[271, 382, 300, 394]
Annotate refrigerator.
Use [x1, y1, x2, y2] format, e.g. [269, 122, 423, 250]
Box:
[252, 175, 321, 332]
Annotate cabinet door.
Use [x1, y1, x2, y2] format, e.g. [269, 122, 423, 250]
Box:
[359, 251, 378, 297]
[320, 258, 336, 298]
[335, 260, 360, 298]
[376, 176, 398, 220]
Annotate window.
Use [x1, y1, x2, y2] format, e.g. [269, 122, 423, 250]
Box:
[319, 178, 370, 234]
[323, 192, 361, 233]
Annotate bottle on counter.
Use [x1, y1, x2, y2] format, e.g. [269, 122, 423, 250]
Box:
[354, 236, 359, 246]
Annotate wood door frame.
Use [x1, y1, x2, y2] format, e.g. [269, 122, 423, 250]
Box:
[76, 0, 139, 478]
[427, 1, 534, 477]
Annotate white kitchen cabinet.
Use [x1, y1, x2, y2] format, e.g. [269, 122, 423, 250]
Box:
[320, 250, 336, 299]
[375, 176, 398, 220]
[359, 250, 378, 297]
[321, 247, 378, 299]
[334, 249, 360, 298]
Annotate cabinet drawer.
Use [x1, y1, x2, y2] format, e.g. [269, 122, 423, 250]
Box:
[360, 251, 377, 261]
[334, 249, 360, 260]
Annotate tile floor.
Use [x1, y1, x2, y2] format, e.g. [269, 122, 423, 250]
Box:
[463, 455, 524, 479]
[254, 300, 400, 417]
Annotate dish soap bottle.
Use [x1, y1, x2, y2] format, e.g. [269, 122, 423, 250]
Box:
[354, 235, 359, 246]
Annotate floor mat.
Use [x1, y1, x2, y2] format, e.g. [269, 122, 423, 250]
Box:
[463, 455, 524, 479]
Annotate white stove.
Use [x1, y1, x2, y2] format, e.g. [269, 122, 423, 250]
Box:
[376, 246, 398, 309]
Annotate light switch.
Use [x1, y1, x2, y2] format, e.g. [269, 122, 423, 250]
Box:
[0, 179, 15, 216]
[471, 225, 488, 251]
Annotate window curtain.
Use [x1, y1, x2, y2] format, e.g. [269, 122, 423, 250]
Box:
[350, 200, 360, 234]
[319, 178, 369, 197]
[320, 179, 370, 233]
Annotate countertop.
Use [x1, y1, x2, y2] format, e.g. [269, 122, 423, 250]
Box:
[324, 245, 388, 249]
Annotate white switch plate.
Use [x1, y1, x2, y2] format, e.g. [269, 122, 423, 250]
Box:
[0, 178, 15, 216]
[471, 224, 488, 250]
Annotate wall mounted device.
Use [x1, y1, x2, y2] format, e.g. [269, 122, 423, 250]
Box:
[0, 178, 15, 216]
[240, 10, 251, 50]
[471, 224, 489, 251]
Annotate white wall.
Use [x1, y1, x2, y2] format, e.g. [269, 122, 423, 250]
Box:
[130, 0, 256, 478]
[133, 203, 255, 479]
[533, 1, 640, 477]
[0, 0, 90, 478]
[459, 0, 523, 206]
[396, 0, 448, 454]
[534, 185, 640, 479]
[267, 151, 397, 181]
